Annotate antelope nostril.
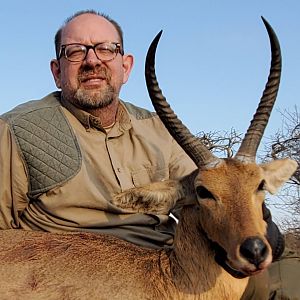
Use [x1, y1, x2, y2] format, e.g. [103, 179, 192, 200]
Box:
[240, 237, 269, 266]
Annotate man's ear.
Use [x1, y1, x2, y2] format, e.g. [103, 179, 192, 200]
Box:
[122, 54, 134, 84]
[50, 59, 61, 88]
[260, 158, 298, 194]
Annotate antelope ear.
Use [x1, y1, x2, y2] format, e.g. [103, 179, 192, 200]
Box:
[260, 158, 298, 194]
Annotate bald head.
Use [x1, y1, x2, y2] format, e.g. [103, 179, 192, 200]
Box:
[55, 10, 123, 59]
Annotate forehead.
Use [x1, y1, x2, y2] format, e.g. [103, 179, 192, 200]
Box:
[197, 159, 263, 192]
[61, 13, 120, 44]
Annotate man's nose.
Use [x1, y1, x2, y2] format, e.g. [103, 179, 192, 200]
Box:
[84, 48, 102, 66]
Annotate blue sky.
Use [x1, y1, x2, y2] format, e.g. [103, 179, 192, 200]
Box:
[1, 1, 299, 222]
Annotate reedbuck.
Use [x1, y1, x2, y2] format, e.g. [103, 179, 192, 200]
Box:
[0, 18, 297, 300]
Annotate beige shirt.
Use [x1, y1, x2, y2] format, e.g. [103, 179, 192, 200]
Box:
[0, 92, 196, 248]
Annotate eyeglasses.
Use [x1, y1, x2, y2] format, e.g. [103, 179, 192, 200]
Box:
[58, 42, 124, 62]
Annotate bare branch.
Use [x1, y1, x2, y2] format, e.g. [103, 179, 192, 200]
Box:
[196, 129, 243, 158]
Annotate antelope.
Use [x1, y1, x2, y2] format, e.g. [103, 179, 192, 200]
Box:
[0, 18, 297, 300]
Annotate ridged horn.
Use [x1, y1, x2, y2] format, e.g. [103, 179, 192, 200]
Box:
[145, 30, 221, 168]
[235, 17, 282, 163]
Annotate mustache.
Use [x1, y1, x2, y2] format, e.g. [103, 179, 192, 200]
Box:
[78, 66, 111, 82]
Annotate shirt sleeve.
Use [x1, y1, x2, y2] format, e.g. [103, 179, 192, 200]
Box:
[168, 138, 197, 180]
[0, 119, 29, 229]
[168, 138, 197, 218]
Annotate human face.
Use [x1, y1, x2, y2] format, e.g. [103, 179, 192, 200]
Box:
[51, 14, 133, 110]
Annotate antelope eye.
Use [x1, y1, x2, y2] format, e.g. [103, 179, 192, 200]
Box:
[196, 186, 215, 200]
[257, 180, 266, 192]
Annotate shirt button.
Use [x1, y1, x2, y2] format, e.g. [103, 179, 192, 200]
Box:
[117, 168, 121, 173]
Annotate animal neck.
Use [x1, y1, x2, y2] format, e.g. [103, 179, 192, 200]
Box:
[169, 206, 248, 299]
[170, 206, 219, 290]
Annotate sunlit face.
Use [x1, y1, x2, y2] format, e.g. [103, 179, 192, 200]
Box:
[50, 13, 133, 110]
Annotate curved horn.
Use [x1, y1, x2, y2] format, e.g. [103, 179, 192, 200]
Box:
[235, 17, 282, 162]
[145, 31, 221, 168]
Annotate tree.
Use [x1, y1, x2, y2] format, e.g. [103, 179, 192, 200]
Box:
[196, 128, 243, 158]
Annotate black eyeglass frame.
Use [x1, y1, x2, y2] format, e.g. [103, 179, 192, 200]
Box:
[58, 42, 124, 62]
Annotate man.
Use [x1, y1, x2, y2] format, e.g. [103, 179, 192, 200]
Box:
[0, 10, 287, 299]
[0, 10, 195, 249]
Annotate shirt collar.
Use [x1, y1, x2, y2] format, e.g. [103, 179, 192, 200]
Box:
[60, 95, 132, 133]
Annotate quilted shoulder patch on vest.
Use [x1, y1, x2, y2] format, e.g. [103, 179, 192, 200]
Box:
[3, 93, 82, 197]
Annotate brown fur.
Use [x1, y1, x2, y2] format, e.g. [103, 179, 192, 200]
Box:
[0, 158, 296, 299]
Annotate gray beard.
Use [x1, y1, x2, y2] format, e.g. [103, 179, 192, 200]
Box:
[65, 84, 117, 110]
